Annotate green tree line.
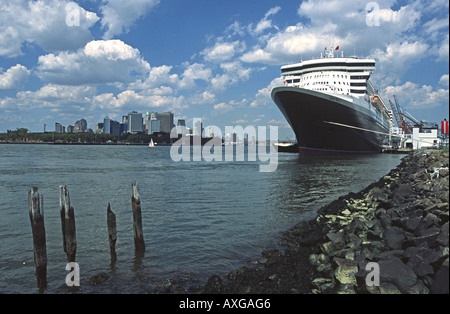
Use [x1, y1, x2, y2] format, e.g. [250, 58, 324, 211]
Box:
[0, 128, 172, 144]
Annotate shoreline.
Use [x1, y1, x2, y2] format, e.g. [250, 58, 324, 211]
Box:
[196, 149, 449, 294]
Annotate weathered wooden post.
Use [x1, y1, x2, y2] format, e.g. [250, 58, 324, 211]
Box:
[131, 182, 145, 254]
[59, 186, 77, 263]
[107, 203, 117, 265]
[28, 187, 47, 289]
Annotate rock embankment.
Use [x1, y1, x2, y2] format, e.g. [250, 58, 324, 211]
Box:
[202, 150, 449, 294]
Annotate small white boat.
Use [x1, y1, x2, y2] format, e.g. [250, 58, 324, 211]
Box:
[149, 139, 155, 148]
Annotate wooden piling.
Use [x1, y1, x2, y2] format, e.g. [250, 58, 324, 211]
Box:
[59, 186, 77, 263]
[107, 203, 117, 265]
[28, 187, 47, 289]
[131, 182, 145, 254]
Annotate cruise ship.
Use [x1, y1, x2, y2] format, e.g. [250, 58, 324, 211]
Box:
[271, 45, 392, 155]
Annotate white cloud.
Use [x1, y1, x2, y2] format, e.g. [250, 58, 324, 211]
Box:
[0, 0, 99, 57]
[100, 0, 160, 39]
[0, 64, 30, 90]
[190, 91, 216, 105]
[178, 63, 212, 89]
[37, 40, 150, 85]
[210, 61, 253, 93]
[250, 77, 282, 108]
[129, 65, 180, 91]
[250, 6, 281, 35]
[383, 81, 449, 110]
[437, 34, 449, 62]
[439, 74, 449, 88]
[201, 41, 246, 62]
[213, 102, 234, 114]
[241, 0, 426, 65]
[371, 41, 429, 76]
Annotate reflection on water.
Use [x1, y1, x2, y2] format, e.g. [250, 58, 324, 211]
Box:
[0, 144, 403, 293]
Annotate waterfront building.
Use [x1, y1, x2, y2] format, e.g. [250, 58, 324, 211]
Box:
[120, 123, 128, 137]
[150, 119, 161, 134]
[104, 116, 111, 134]
[127, 111, 143, 134]
[110, 120, 120, 137]
[74, 119, 87, 133]
[193, 119, 203, 136]
[144, 112, 151, 134]
[177, 119, 186, 135]
[157, 112, 174, 134]
[55, 122, 64, 133]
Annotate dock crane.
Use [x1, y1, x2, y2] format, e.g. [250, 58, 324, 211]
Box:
[388, 95, 420, 134]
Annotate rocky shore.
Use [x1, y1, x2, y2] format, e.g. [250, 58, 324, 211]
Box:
[201, 150, 449, 294]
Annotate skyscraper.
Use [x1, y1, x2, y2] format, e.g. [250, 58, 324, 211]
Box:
[127, 111, 143, 134]
[104, 116, 111, 134]
[193, 119, 203, 136]
[157, 112, 174, 134]
[177, 119, 186, 135]
[74, 119, 87, 133]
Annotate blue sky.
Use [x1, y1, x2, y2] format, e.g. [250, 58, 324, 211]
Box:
[0, 0, 448, 139]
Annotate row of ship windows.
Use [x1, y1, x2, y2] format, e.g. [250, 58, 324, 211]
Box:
[281, 62, 375, 73]
[286, 80, 367, 87]
[307, 87, 367, 94]
[300, 73, 349, 80]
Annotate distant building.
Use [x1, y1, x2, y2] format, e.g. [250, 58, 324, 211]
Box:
[127, 111, 143, 134]
[157, 112, 174, 134]
[193, 119, 203, 136]
[144, 112, 151, 134]
[120, 123, 128, 137]
[412, 122, 440, 149]
[94, 123, 103, 133]
[150, 120, 161, 134]
[66, 125, 74, 133]
[104, 116, 111, 134]
[74, 119, 87, 133]
[207, 126, 215, 138]
[55, 122, 64, 133]
[177, 119, 186, 135]
[110, 120, 120, 137]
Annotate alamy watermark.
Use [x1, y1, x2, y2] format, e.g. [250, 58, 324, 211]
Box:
[366, 2, 380, 27]
[65, 2, 81, 27]
[365, 262, 380, 286]
[170, 120, 279, 173]
[65, 262, 80, 287]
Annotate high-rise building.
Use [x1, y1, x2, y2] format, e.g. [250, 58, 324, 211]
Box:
[150, 120, 160, 134]
[193, 119, 203, 136]
[157, 112, 174, 134]
[104, 116, 111, 134]
[55, 122, 63, 133]
[74, 119, 87, 133]
[110, 120, 120, 137]
[127, 111, 143, 134]
[177, 119, 186, 135]
[144, 112, 151, 134]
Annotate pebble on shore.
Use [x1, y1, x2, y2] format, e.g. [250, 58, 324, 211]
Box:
[202, 150, 449, 294]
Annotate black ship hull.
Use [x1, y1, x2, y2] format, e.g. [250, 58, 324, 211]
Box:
[271, 87, 390, 156]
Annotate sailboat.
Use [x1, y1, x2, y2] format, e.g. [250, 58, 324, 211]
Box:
[148, 139, 155, 148]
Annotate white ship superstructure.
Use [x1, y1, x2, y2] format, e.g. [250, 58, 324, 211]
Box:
[271, 45, 393, 155]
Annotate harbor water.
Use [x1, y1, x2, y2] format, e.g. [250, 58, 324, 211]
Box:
[0, 144, 403, 293]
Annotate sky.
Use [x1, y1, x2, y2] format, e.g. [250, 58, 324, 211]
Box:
[0, 0, 448, 140]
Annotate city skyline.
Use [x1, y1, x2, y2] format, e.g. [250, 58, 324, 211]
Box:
[0, 0, 448, 140]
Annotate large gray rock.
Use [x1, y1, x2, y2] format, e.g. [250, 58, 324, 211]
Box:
[394, 183, 413, 200]
[383, 226, 405, 250]
[430, 258, 449, 294]
[437, 222, 449, 247]
[378, 256, 417, 293]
